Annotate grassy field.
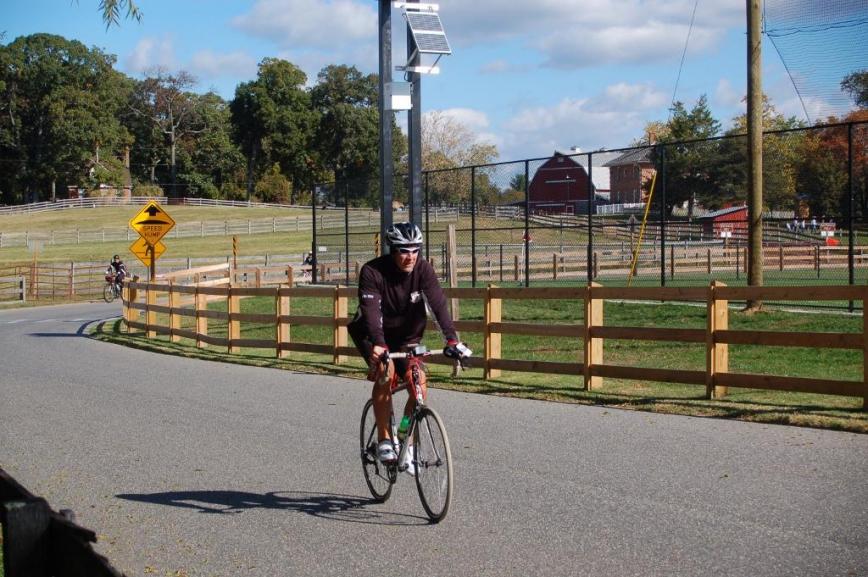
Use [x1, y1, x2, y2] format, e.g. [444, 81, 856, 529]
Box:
[95, 295, 867, 433]
[0, 205, 314, 264]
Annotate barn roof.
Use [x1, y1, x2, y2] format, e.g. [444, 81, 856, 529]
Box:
[553, 150, 610, 192]
[603, 147, 654, 167]
[695, 205, 748, 220]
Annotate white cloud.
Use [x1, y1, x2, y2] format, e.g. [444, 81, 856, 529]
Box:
[424, 108, 499, 147]
[439, 0, 741, 68]
[190, 50, 258, 79]
[125, 36, 176, 74]
[479, 59, 531, 75]
[714, 77, 743, 110]
[233, 0, 376, 49]
[499, 81, 669, 159]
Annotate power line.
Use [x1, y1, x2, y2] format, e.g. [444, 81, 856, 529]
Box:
[669, 0, 700, 119]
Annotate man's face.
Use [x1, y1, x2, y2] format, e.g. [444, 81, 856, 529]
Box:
[392, 245, 420, 273]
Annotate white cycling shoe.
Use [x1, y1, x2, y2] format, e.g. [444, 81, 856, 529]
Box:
[377, 440, 397, 463]
[400, 445, 415, 476]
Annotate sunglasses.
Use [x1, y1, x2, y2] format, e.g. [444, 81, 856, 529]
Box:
[397, 247, 420, 255]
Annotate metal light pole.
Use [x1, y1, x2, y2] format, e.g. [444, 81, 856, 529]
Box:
[378, 0, 394, 255]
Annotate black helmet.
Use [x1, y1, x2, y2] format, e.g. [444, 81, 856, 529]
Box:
[385, 222, 423, 247]
[113, 255, 120, 260]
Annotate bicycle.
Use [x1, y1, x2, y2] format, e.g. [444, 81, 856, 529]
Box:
[359, 344, 467, 523]
[103, 273, 121, 303]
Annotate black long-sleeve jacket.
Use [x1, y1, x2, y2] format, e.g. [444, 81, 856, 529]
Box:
[354, 255, 457, 349]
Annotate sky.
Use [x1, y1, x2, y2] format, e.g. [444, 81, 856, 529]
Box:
[4, 0, 864, 163]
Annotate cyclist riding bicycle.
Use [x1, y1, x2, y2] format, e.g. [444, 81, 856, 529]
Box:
[106, 254, 128, 289]
[348, 222, 470, 467]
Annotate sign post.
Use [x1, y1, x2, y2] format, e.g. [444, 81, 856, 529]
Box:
[129, 201, 175, 279]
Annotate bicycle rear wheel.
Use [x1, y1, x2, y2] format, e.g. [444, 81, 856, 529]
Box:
[103, 283, 115, 303]
[413, 406, 453, 522]
[360, 398, 393, 502]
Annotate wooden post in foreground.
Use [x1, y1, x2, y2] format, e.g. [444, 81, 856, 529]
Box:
[447, 224, 459, 320]
[195, 285, 208, 348]
[146, 284, 156, 339]
[169, 281, 181, 343]
[583, 282, 603, 390]
[228, 287, 240, 354]
[863, 287, 867, 410]
[706, 281, 729, 399]
[484, 285, 502, 380]
[333, 285, 348, 364]
[278, 281, 292, 359]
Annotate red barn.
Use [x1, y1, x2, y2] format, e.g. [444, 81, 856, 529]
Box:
[696, 205, 748, 239]
[527, 152, 593, 215]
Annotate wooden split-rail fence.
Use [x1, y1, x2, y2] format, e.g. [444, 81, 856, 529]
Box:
[122, 279, 867, 409]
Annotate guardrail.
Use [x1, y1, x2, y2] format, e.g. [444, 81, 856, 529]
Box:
[0, 467, 126, 576]
[122, 281, 867, 409]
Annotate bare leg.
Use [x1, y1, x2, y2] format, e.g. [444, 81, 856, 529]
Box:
[372, 379, 392, 442]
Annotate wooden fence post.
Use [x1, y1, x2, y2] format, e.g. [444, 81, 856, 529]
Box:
[706, 280, 729, 399]
[779, 244, 784, 271]
[334, 286, 348, 364]
[707, 248, 712, 274]
[863, 287, 867, 410]
[447, 224, 459, 320]
[552, 253, 558, 280]
[195, 284, 208, 348]
[514, 254, 519, 282]
[146, 283, 156, 338]
[583, 282, 603, 390]
[228, 287, 240, 354]
[169, 281, 181, 343]
[255, 268, 262, 288]
[278, 281, 292, 359]
[68, 261, 75, 297]
[484, 285, 501, 380]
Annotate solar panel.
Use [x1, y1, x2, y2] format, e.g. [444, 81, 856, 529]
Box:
[406, 11, 451, 54]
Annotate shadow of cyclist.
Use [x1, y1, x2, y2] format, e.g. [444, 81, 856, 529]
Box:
[115, 490, 427, 525]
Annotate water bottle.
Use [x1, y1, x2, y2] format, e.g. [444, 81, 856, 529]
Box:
[397, 415, 410, 441]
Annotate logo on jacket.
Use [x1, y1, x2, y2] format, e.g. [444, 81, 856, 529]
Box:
[410, 291, 422, 303]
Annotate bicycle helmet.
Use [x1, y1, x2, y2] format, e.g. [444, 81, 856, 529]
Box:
[385, 222, 423, 248]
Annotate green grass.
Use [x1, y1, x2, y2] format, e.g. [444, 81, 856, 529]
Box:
[95, 294, 867, 433]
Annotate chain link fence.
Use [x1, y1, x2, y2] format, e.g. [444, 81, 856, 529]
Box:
[308, 120, 867, 310]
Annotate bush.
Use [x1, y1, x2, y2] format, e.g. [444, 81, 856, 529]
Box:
[255, 164, 291, 204]
[132, 183, 164, 197]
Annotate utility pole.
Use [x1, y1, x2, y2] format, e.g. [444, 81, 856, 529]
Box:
[406, 0, 423, 227]
[746, 0, 764, 310]
[378, 0, 394, 255]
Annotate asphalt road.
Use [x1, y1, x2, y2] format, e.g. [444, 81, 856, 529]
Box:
[1, 302, 866, 577]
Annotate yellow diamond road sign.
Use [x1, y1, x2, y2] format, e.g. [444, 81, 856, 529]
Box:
[129, 201, 175, 245]
[129, 237, 166, 268]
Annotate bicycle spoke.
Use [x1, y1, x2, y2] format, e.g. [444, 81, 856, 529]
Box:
[414, 407, 453, 523]
[360, 399, 393, 502]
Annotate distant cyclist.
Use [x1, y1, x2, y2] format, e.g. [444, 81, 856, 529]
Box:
[347, 222, 470, 465]
[106, 254, 128, 289]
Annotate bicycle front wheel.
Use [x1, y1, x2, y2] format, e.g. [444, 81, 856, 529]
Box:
[413, 406, 453, 523]
[103, 283, 115, 303]
[360, 399, 393, 502]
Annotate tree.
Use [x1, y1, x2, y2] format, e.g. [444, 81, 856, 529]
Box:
[93, 0, 142, 28]
[841, 70, 868, 109]
[230, 58, 317, 202]
[421, 110, 498, 205]
[176, 92, 244, 198]
[127, 68, 204, 196]
[310, 65, 379, 187]
[794, 109, 868, 219]
[657, 95, 722, 218]
[715, 97, 805, 211]
[0, 33, 131, 204]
